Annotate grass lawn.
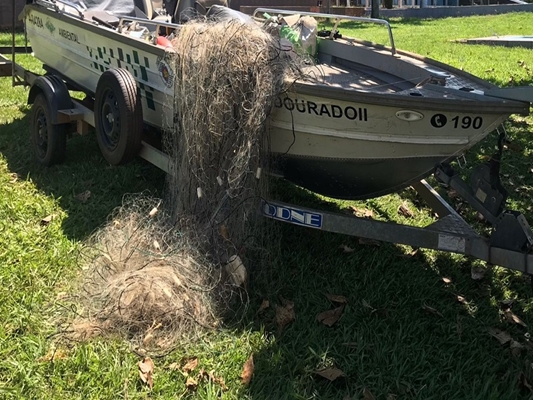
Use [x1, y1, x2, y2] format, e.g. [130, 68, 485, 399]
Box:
[1, 11, 533, 399]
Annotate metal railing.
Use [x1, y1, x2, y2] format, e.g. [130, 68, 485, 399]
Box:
[252, 7, 396, 55]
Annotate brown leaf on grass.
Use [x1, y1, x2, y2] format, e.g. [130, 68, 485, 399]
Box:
[442, 277, 452, 284]
[167, 362, 179, 370]
[488, 328, 513, 345]
[257, 299, 269, 314]
[41, 215, 54, 226]
[422, 305, 443, 318]
[199, 369, 228, 391]
[138, 357, 154, 390]
[350, 206, 373, 218]
[75, 190, 91, 203]
[358, 238, 381, 247]
[317, 305, 345, 327]
[182, 358, 199, 373]
[503, 309, 527, 328]
[241, 354, 254, 385]
[185, 376, 198, 391]
[339, 244, 355, 253]
[398, 202, 414, 218]
[325, 294, 348, 304]
[315, 367, 346, 381]
[363, 388, 376, 400]
[275, 299, 295, 332]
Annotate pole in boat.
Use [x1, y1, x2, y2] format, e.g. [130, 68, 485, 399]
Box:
[11, 0, 15, 87]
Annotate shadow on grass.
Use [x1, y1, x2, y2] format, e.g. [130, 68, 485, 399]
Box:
[0, 111, 166, 241]
[239, 116, 533, 398]
[241, 184, 533, 399]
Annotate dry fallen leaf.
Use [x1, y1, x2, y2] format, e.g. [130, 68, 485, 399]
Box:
[325, 294, 348, 304]
[363, 388, 376, 400]
[199, 369, 228, 391]
[75, 190, 91, 203]
[167, 362, 179, 370]
[442, 277, 452, 284]
[182, 358, 199, 374]
[138, 357, 155, 390]
[317, 305, 345, 327]
[315, 366, 346, 381]
[185, 376, 198, 391]
[275, 299, 295, 332]
[488, 328, 513, 345]
[398, 202, 414, 218]
[503, 309, 527, 328]
[257, 299, 270, 314]
[241, 354, 254, 385]
[339, 244, 355, 253]
[41, 215, 54, 226]
[350, 206, 373, 218]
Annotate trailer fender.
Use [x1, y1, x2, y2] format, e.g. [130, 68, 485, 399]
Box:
[27, 75, 73, 124]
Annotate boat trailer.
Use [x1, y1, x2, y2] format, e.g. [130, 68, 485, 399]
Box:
[1, 26, 532, 278]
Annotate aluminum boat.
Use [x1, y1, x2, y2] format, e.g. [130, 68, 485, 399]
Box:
[22, 0, 533, 199]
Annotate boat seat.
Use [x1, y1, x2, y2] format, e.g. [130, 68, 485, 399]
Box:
[83, 10, 120, 27]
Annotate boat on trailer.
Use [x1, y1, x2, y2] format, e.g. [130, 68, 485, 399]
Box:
[2, 0, 532, 275]
[21, 0, 533, 199]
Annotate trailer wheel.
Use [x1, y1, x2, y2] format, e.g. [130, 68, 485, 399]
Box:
[30, 93, 68, 166]
[94, 68, 143, 165]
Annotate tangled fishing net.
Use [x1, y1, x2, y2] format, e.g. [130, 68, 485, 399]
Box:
[71, 15, 308, 348]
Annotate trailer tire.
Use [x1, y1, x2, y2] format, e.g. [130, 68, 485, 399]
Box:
[30, 93, 68, 166]
[94, 68, 143, 165]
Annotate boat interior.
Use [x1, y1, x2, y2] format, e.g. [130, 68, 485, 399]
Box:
[31, 0, 531, 109]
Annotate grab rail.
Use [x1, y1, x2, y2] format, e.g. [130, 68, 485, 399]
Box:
[117, 16, 181, 33]
[35, 0, 85, 18]
[252, 7, 396, 55]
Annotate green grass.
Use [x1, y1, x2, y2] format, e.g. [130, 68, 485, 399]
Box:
[1, 12, 533, 399]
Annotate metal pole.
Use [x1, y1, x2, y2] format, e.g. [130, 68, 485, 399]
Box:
[12, 0, 16, 87]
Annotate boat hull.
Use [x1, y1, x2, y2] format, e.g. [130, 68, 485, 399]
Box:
[268, 91, 507, 199]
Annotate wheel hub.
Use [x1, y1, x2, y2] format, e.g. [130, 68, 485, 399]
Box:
[100, 90, 120, 149]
